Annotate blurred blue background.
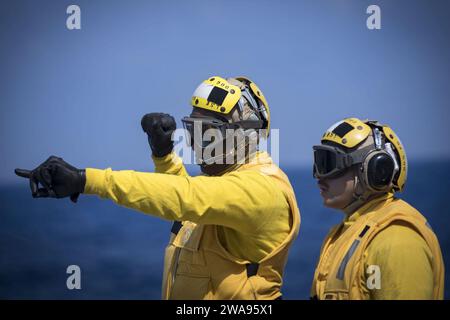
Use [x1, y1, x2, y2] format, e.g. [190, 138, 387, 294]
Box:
[1, 0, 449, 299]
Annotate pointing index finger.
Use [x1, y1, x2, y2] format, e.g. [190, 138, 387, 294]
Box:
[15, 169, 31, 178]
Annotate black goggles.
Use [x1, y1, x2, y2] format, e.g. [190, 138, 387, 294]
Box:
[181, 116, 263, 146]
[312, 145, 371, 179]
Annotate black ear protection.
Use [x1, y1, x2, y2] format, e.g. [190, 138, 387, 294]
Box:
[364, 151, 396, 191]
[360, 127, 398, 192]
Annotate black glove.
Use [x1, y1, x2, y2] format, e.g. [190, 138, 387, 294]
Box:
[15, 156, 86, 203]
[141, 113, 176, 157]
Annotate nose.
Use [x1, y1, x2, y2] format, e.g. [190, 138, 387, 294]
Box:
[317, 178, 329, 187]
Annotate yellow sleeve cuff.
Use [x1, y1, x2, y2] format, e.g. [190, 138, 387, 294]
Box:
[152, 152, 186, 175]
[152, 152, 175, 167]
[84, 168, 108, 196]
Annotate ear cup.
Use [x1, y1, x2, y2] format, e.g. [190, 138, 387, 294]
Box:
[366, 152, 395, 190]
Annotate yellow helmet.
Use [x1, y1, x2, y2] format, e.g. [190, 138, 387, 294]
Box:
[314, 118, 407, 192]
[188, 76, 270, 136]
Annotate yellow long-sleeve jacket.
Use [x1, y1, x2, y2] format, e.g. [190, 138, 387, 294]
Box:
[311, 193, 444, 300]
[84, 151, 300, 299]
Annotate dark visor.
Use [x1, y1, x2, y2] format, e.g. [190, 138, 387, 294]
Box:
[312, 144, 373, 179]
[312, 145, 350, 179]
[314, 148, 337, 176]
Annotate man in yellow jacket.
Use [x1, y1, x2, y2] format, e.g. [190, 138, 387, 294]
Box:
[15, 76, 300, 300]
[311, 118, 444, 300]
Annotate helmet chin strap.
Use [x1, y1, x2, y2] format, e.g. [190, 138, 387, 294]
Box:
[342, 166, 384, 215]
[200, 137, 258, 176]
[343, 173, 366, 215]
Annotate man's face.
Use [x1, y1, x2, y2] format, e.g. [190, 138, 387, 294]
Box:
[317, 167, 356, 210]
[183, 107, 254, 175]
[184, 108, 231, 169]
[186, 108, 228, 149]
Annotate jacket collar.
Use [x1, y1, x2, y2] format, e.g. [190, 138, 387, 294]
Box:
[342, 192, 394, 228]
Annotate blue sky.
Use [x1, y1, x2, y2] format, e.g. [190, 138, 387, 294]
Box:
[1, 0, 449, 184]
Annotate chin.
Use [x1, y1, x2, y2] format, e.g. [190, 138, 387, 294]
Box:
[322, 197, 344, 210]
[321, 196, 333, 208]
[323, 200, 336, 209]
